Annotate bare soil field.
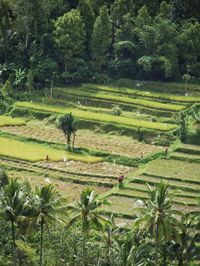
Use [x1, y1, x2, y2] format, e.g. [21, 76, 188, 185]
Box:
[37, 160, 137, 177]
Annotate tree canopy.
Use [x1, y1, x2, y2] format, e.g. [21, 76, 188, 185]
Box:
[0, 0, 199, 86]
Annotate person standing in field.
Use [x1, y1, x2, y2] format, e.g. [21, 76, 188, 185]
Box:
[118, 173, 124, 188]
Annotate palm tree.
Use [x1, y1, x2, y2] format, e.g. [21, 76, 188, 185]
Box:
[133, 181, 179, 265]
[31, 185, 66, 266]
[97, 214, 117, 265]
[0, 179, 31, 266]
[172, 213, 200, 266]
[66, 188, 110, 264]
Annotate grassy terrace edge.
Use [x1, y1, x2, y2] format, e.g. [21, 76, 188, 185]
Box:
[55, 87, 187, 112]
[0, 116, 26, 126]
[83, 83, 200, 103]
[14, 102, 177, 132]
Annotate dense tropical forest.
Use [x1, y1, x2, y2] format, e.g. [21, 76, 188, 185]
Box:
[0, 0, 200, 265]
[0, 0, 200, 85]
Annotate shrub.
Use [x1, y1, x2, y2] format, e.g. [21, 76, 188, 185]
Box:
[61, 58, 91, 84]
[91, 73, 110, 84]
[0, 170, 9, 188]
[31, 58, 59, 87]
[2, 80, 12, 99]
[0, 100, 7, 114]
[111, 105, 122, 116]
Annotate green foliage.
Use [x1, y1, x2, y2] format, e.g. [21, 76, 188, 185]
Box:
[33, 184, 66, 266]
[54, 9, 85, 69]
[91, 5, 112, 71]
[26, 71, 34, 94]
[61, 58, 91, 83]
[2, 80, 12, 99]
[16, 240, 37, 266]
[13, 68, 26, 89]
[30, 57, 59, 87]
[0, 0, 199, 83]
[0, 169, 8, 188]
[78, 0, 95, 57]
[134, 181, 178, 264]
[159, 1, 170, 18]
[66, 188, 109, 236]
[0, 175, 199, 264]
[111, 0, 135, 26]
[137, 5, 151, 26]
[0, 100, 8, 114]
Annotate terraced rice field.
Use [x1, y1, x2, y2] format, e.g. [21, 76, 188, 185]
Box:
[7, 170, 109, 201]
[0, 136, 102, 163]
[1, 82, 200, 222]
[171, 143, 200, 162]
[144, 159, 200, 182]
[55, 87, 187, 111]
[100, 157, 200, 218]
[0, 115, 26, 126]
[37, 161, 136, 178]
[82, 83, 200, 104]
[15, 102, 177, 131]
[0, 124, 163, 158]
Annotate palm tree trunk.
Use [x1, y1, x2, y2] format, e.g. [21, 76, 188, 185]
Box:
[39, 218, 44, 266]
[163, 243, 167, 266]
[178, 253, 183, 266]
[178, 259, 183, 266]
[107, 229, 112, 266]
[156, 224, 159, 265]
[11, 221, 16, 266]
[83, 235, 87, 266]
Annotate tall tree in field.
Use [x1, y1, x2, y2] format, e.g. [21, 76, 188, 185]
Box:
[134, 181, 179, 265]
[54, 9, 85, 71]
[91, 5, 112, 71]
[78, 0, 95, 58]
[57, 113, 78, 150]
